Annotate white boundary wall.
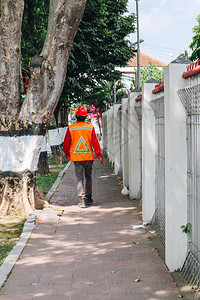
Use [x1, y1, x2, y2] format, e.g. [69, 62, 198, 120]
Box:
[102, 56, 197, 272]
[102, 93, 142, 194]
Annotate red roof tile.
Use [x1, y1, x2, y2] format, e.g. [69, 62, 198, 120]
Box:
[127, 53, 167, 67]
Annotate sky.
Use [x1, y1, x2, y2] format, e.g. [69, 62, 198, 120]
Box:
[128, 0, 200, 64]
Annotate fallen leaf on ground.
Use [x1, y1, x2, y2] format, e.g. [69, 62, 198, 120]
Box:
[134, 278, 141, 282]
[111, 270, 116, 274]
[55, 208, 64, 212]
[132, 241, 139, 244]
[192, 286, 198, 290]
[57, 212, 64, 216]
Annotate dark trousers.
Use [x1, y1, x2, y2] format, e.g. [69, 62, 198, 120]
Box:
[74, 161, 93, 199]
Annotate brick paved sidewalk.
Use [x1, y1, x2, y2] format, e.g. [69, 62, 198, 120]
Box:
[0, 157, 182, 300]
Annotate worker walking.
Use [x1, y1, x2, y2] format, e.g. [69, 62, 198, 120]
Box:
[63, 106, 103, 208]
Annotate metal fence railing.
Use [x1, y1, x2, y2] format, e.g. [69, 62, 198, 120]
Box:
[178, 84, 200, 296]
[150, 97, 165, 245]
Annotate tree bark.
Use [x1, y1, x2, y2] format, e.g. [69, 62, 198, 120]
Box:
[0, 0, 24, 131]
[0, 171, 47, 218]
[0, 0, 87, 217]
[18, 0, 87, 127]
[37, 134, 50, 175]
[50, 103, 68, 164]
[37, 151, 49, 175]
[60, 103, 69, 126]
[51, 145, 65, 164]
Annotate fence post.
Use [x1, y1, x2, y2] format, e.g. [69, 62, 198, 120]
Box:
[113, 104, 122, 175]
[107, 107, 114, 164]
[102, 111, 108, 152]
[164, 60, 188, 271]
[128, 92, 142, 199]
[122, 96, 129, 187]
[142, 81, 157, 223]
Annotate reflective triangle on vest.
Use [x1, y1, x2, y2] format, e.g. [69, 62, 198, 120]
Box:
[74, 136, 91, 153]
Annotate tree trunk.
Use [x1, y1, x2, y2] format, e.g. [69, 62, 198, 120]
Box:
[49, 125, 66, 164]
[0, 134, 48, 217]
[60, 103, 69, 126]
[50, 102, 68, 164]
[37, 151, 49, 174]
[0, 171, 47, 218]
[0, 0, 87, 217]
[0, 0, 24, 131]
[51, 145, 65, 164]
[48, 114, 66, 164]
[37, 134, 50, 175]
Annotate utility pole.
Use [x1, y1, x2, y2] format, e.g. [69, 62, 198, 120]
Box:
[136, 0, 141, 91]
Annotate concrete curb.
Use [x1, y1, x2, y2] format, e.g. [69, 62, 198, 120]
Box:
[0, 161, 71, 289]
[0, 214, 35, 289]
[46, 161, 71, 200]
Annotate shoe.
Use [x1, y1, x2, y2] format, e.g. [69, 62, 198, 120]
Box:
[78, 199, 86, 208]
[86, 198, 94, 205]
[85, 194, 94, 206]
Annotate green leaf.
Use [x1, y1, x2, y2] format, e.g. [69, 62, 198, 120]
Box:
[61, 0, 136, 108]
[189, 14, 200, 61]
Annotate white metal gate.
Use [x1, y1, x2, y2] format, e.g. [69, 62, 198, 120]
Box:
[178, 84, 200, 294]
[150, 97, 165, 242]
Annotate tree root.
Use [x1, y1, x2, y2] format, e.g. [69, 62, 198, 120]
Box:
[34, 184, 50, 210]
[0, 172, 50, 218]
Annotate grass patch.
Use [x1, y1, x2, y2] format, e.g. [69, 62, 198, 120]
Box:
[36, 173, 59, 196]
[0, 221, 25, 266]
[36, 155, 69, 196]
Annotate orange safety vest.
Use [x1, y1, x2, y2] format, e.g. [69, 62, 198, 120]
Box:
[69, 122, 95, 162]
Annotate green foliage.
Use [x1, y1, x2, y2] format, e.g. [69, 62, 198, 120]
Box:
[21, 0, 49, 68]
[181, 223, 191, 234]
[21, 0, 135, 110]
[189, 14, 200, 61]
[79, 81, 126, 112]
[131, 61, 164, 88]
[62, 0, 135, 107]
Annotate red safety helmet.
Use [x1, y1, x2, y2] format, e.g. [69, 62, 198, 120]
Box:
[76, 106, 88, 116]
